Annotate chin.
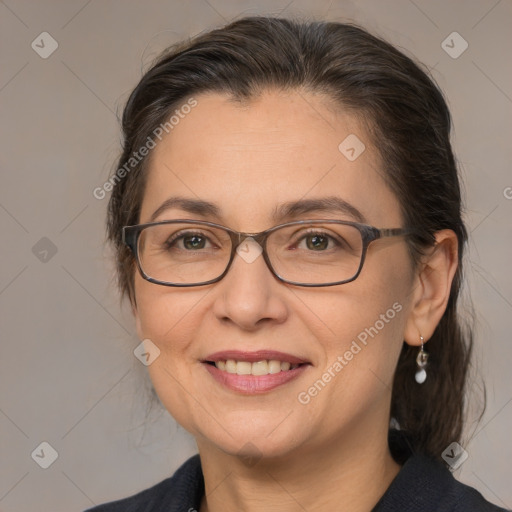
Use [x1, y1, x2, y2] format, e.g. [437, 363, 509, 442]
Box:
[193, 413, 309, 462]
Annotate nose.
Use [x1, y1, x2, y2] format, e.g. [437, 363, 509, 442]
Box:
[211, 237, 288, 331]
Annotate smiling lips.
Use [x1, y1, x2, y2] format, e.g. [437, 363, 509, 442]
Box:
[203, 350, 310, 394]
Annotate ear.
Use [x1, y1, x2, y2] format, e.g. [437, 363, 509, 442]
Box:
[404, 229, 459, 346]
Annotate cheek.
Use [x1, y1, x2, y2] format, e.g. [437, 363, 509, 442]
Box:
[310, 243, 410, 338]
[305, 286, 406, 379]
[294, 295, 406, 437]
[305, 247, 411, 394]
[134, 275, 205, 346]
[134, 277, 210, 432]
[133, 276, 212, 420]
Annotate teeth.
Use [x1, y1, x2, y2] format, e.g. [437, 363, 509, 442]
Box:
[214, 359, 300, 375]
[268, 360, 281, 374]
[236, 361, 252, 375]
[225, 360, 237, 374]
[252, 360, 269, 376]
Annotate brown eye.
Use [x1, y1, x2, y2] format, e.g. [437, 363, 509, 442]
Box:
[182, 235, 206, 250]
[165, 231, 213, 251]
[305, 234, 330, 251]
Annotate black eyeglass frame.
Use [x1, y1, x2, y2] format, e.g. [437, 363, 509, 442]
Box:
[122, 219, 415, 288]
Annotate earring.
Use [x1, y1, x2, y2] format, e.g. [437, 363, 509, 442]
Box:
[415, 336, 429, 384]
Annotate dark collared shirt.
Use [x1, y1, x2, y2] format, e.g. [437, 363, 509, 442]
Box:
[85, 432, 509, 511]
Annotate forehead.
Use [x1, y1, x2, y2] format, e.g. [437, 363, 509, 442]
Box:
[140, 89, 402, 229]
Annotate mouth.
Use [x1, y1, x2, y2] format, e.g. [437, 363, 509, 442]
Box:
[202, 350, 311, 394]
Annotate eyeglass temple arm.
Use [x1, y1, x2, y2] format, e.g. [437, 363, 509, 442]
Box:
[377, 227, 415, 238]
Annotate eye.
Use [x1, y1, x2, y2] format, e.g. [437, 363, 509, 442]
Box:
[303, 233, 330, 250]
[295, 230, 341, 251]
[165, 231, 214, 251]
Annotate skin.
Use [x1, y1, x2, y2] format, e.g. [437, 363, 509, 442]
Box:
[132, 89, 458, 512]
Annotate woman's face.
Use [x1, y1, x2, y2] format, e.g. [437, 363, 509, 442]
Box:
[133, 89, 415, 459]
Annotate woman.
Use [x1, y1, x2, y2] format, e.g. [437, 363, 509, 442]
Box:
[87, 16, 508, 512]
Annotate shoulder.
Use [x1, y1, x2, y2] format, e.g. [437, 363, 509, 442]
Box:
[374, 451, 509, 512]
[439, 461, 510, 512]
[83, 454, 203, 512]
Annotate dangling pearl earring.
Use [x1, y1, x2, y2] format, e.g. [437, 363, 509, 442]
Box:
[415, 336, 429, 384]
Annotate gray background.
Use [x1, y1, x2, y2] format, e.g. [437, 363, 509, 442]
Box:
[0, 0, 511, 510]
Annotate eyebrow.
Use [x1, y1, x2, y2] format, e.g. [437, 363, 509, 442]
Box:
[149, 195, 367, 224]
[274, 197, 367, 224]
[149, 196, 221, 222]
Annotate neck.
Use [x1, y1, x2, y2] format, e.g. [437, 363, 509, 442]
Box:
[198, 422, 401, 512]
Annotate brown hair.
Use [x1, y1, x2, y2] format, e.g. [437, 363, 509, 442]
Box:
[106, 16, 476, 462]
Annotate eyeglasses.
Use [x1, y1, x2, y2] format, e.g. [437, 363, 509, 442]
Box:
[122, 219, 414, 287]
